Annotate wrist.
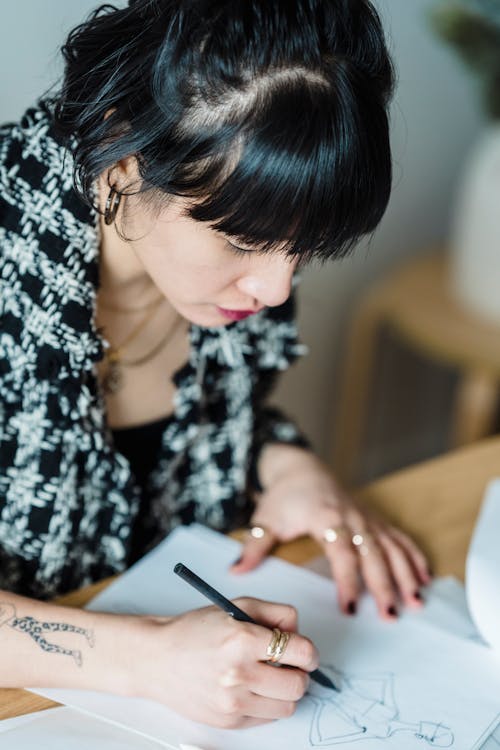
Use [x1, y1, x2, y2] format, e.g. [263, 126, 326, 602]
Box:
[111, 613, 174, 703]
[258, 443, 320, 488]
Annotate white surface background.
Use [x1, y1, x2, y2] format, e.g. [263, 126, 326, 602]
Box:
[0, 0, 484, 470]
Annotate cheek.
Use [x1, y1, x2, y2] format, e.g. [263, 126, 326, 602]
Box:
[136, 242, 240, 302]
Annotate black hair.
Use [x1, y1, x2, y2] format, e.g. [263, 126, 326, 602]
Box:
[50, 0, 395, 261]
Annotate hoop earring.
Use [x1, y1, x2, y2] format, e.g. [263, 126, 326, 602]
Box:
[104, 185, 122, 225]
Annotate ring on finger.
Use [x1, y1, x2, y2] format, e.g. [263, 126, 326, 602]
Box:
[266, 627, 291, 663]
[272, 631, 290, 663]
[322, 525, 350, 544]
[266, 627, 281, 657]
[249, 524, 269, 540]
[352, 531, 376, 557]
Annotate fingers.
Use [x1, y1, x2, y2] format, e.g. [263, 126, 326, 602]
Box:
[218, 661, 310, 701]
[234, 597, 299, 633]
[377, 532, 425, 608]
[315, 511, 430, 618]
[212, 606, 316, 729]
[217, 686, 299, 722]
[322, 535, 361, 616]
[356, 535, 401, 620]
[225, 601, 319, 673]
[230, 525, 277, 575]
[388, 527, 432, 586]
[215, 652, 310, 727]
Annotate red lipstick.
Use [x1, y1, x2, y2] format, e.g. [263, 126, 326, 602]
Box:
[217, 307, 259, 321]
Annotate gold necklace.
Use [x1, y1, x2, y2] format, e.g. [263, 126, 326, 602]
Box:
[98, 294, 164, 314]
[101, 297, 163, 394]
[102, 316, 182, 395]
[122, 316, 182, 368]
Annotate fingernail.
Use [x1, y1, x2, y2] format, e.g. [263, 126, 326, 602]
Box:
[387, 605, 398, 618]
[346, 601, 357, 616]
[413, 591, 423, 602]
[232, 557, 242, 566]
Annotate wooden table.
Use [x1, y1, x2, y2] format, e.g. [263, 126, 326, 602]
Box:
[332, 253, 500, 486]
[2, 435, 499, 720]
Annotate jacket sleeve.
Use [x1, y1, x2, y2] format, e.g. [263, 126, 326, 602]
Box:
[247, 290, 311, 493]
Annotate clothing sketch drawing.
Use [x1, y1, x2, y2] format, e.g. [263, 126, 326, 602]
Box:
[304, 665, 454, 747]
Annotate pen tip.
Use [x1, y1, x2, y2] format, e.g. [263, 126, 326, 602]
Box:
[312, 670, 340, 692]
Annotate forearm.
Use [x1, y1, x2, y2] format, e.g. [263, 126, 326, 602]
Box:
[0, 590, 158, 696]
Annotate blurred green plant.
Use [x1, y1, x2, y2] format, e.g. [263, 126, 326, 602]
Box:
[430, 0, 500, 118]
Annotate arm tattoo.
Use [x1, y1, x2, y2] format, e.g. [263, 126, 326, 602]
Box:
[0, 603, 95, 666]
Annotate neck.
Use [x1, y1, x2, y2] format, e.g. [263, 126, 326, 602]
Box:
[98, 194, 157, 305]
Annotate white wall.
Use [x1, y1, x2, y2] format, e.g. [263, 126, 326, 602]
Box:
[0, 1, 484, 464]
[0, 1, 104, 119]
[273, 0, 484, 462]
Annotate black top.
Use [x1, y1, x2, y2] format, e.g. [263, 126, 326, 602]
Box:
[112, 414, 175, 562]
[112, 415, 174, 496]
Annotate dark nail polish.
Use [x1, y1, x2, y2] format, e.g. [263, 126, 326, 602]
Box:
[233, 557, 242, 566]
[414, 591, 423, 601]
[347, 601, 357, 616]
[387, 605, 398, 617]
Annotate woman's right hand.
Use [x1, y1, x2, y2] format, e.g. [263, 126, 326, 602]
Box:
[135, 597, 319, 729]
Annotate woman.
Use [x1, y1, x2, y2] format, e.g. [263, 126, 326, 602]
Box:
[0, 0, 430, 729]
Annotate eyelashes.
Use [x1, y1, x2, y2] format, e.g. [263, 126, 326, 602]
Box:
[226, 241, 254, 257]
[225, 239, 308, 270]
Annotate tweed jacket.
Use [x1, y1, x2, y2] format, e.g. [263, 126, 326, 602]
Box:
[0, 100, 308, 599]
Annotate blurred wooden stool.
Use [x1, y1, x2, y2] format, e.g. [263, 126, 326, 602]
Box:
[332, 252, 500, 486]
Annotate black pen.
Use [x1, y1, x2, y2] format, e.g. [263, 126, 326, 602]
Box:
[174, 562, 339, 693]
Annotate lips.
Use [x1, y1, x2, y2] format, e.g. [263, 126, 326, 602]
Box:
[216, 307, 260, 321]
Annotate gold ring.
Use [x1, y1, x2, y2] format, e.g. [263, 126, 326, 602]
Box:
[266, 628, 291, 663]
[323, 526, 349, 543]
[266, 627, 282, 658]
[271, 631, 290, 663]
[250, 525, 267, 540]
[352, 532, 375, 557]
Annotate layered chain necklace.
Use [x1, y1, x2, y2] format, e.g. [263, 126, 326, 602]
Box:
[99, 294, 181, 395]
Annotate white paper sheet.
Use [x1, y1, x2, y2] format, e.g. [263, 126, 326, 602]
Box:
[0, 706, 177, 748]
[32, 524, 500, 750]
[0, 710, 43, 733]
[466, 478, 500, 652]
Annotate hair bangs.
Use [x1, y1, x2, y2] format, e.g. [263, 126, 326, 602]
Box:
[187, 70, 392, 263]
[51, 0, 395, 259]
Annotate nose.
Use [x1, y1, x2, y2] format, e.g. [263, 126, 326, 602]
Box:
[236, 254, 297, 308]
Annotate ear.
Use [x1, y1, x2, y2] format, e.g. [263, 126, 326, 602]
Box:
[104, 154, 141, 192]
[99, 108, 140, 196]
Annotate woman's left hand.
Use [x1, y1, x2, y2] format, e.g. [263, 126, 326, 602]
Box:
[231, 445, 431, 621]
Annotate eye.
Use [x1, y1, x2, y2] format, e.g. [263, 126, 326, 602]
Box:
[226, 240, 254, 257]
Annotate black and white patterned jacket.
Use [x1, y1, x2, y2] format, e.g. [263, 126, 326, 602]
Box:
[0, 101, 308, 599]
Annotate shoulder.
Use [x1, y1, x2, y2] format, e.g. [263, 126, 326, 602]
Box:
[1, 101, 67, 199]
[0, 98, 94, 247]
[0, 101, 102, 387]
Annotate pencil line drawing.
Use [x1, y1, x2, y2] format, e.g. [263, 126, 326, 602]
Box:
[471, 713, 500, 750]
[303, 665, 454, 747]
